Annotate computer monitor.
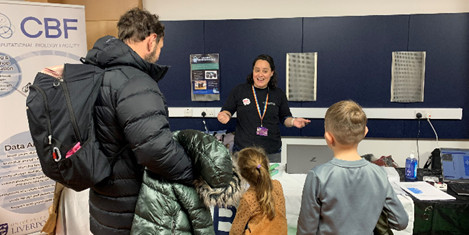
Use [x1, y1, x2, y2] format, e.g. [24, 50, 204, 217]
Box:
[285, 145, 334, 174]
[440, 148, 469, 181]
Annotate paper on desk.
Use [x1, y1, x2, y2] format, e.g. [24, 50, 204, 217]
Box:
[397, 181, 455, 200]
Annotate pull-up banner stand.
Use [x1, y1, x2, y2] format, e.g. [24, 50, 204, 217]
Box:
[0, 1, 87, 234]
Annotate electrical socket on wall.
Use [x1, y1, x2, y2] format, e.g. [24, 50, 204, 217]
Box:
[206, 108, 216, 117]
[415, 110, 431, 119]
[200, 108, 216, 117]
[184, 108, 192, 117]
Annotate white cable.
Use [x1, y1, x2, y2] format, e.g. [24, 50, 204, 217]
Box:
[201, 111, 209, 133]
[427, 118, 440, 149]
[202, 119, 209, 133]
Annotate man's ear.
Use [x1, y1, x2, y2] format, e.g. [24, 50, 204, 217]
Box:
[324, 131, 334, 146]
[364, 126, 369, 137]
[146, 37, 153, 52]
[146, 33, 157, 52]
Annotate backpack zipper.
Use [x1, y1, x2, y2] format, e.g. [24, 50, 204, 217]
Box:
[60, 78, 82, 142]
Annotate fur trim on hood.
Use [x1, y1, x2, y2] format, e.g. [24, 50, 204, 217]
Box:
[194, 165, 245, 208]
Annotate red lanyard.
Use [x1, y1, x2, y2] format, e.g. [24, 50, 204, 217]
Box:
[252, 85, 269, 127]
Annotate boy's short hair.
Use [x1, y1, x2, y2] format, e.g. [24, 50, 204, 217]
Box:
[324, 100, 367, 145]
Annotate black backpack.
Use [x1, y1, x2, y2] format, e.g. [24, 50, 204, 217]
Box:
[26, 59, 122, 191]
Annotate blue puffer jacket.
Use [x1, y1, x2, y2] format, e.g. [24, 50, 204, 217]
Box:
[131, 129, 243, 235]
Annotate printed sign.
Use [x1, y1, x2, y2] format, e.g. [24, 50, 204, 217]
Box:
[190, 53, 220, 101]
[0, 2, 87, 234]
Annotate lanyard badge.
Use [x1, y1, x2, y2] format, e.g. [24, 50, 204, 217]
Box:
[252, 86, 269, 136]
[256, 126, 268, 136]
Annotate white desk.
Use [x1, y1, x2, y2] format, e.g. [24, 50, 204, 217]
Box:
[44, 164, 414, 235]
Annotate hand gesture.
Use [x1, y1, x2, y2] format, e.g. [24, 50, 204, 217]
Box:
[292, 117, 311, 128]
[217, 111, 231, 124]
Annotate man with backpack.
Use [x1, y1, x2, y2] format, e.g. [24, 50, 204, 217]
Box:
[85, 8, 194, 234]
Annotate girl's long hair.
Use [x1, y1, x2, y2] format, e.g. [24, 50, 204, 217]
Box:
[237, 147, 275, 220]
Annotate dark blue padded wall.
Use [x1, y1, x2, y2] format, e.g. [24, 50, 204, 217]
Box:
[407, 13, 469, 138]
[157, 20, 205, 107]
[302, 15, 409, 106]
[301, 15, 410, 139]
[158, 13, 469, 139]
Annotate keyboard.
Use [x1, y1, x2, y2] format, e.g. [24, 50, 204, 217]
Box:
[448, 183, 469, 196]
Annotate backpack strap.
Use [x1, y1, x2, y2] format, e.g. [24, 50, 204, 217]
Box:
[80, 57, 98, 67]
[80, 57, 127, 72]
[79, 58, 136, 177]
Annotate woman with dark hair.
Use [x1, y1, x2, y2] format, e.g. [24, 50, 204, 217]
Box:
[217, 54, 310, 162]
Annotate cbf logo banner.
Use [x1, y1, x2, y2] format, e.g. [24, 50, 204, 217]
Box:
[0, 1, 86, 234]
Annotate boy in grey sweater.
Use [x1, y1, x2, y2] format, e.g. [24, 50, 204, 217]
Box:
[297, 100, 408, 235]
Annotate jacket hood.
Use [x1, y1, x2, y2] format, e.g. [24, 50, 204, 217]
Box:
[173, 129, 244, 208]
[194, 165, 244, 208]
[85, 35, 168, 82]
[132, 130, 244, 234]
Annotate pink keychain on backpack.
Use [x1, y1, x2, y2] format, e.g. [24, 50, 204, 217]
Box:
[65, 142, 81, 158]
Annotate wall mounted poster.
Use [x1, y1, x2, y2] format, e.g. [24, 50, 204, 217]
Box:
[0, 2, 87, 234]
[190, 53, 220, 101]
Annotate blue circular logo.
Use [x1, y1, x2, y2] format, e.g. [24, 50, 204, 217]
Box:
[0, 52, 22, 97]
[0, 13, 13, 39]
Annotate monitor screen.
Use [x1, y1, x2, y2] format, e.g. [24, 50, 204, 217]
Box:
[440, 148, 469, 180]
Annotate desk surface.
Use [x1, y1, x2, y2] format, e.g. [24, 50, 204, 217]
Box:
[395, 168, 469, 235]
[412, 190, 469, 235]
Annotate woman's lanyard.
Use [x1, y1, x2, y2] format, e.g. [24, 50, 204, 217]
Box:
[252, 85, 269, 127]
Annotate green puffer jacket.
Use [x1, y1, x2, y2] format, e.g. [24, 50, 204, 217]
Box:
[131, 129, 243, 235]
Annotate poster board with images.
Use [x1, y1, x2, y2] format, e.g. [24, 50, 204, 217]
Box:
[190, 53, 220, 101]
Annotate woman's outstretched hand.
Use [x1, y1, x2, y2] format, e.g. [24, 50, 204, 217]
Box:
[217, 111, 231, 124]
[293, 117, 311, 128]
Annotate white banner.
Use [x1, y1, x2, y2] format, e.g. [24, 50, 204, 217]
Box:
[0, 1, 87, 234]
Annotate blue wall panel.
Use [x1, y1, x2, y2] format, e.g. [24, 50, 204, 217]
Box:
[407, 13, 469, 138]
[302, 15, 409, 107]
[160, 13, 469, 139]
[157, 21, 205, 107]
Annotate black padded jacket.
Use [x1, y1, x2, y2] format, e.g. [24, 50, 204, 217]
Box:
[85, 36, 194, 235]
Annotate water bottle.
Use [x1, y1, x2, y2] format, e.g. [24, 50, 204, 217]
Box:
[405, 153, 418, 182]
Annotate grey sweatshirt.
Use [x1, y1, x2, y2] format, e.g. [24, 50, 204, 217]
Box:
[297, 158, 408, 235]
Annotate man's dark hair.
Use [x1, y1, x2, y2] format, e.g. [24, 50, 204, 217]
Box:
[117, 8, 165, 42]
[246, 54, 278, 89]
